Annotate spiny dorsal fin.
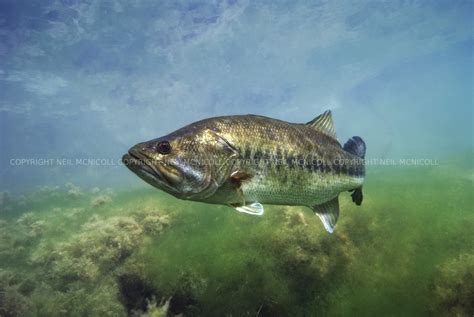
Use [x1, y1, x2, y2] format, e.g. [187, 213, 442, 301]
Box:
[312, 196, 339, 233]
[306, 110, 337, 139]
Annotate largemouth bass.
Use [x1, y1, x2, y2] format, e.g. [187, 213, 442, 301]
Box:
[122, 110, 365, 233]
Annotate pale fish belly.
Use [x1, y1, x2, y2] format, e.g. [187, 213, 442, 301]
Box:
[241, 171, 364, 207]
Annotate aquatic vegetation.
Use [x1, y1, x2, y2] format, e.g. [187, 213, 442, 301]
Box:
[133, 212, 171, 235]
[0, 286, 33, 317]
[91, 194, 113, 207]
[0, 224, 18, 262]
[36, 186, 60, 196]
[132, 297, 170, 317]
[0, 190, 172, 317]
[32, 211, 170, 284]
[88, 186, 116, 208]
[0, 270, 34, 317]
[65, 183, 83, 198]
[431, 253, 474, 316]
[135, 204, 373, 315]
[0, 162, 472, 316]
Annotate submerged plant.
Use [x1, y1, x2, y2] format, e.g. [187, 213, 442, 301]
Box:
[431, 253, 474, 316]
[32, 211, 170, 285]
[16, 213, 46, 240]
[0, 163, 472, 316]
[132, 297, 170, 317]
[66, 183, 83, 198]
[0, 187, 172, 317]
[37, 186, 60, 196]
[91, 194, 113, 207]
[0, 270, 34, 317]
[264, 206, 360, 309]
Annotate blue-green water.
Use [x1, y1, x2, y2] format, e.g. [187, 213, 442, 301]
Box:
[0, 1, 473, 316]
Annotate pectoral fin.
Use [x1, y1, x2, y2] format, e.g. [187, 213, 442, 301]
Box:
[231, 202, 264, 216]
[312, 197, 339, 233]
[228, 170, 263, 215]
[230, 171, 253, 185]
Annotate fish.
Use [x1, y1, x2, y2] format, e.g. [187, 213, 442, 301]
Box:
[122, 110, 365, 233]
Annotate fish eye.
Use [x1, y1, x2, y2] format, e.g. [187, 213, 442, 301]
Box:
[157, 141, 171, 154]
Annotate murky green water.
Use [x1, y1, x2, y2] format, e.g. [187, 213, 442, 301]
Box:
[1, 153, 472, 316]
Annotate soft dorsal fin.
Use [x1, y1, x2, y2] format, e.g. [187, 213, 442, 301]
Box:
[306, 110, 337, 139]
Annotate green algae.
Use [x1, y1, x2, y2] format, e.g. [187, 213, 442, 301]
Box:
[0, 156, 473, 316]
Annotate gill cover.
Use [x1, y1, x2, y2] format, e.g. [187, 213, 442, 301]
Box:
[187, 129, 239, 199]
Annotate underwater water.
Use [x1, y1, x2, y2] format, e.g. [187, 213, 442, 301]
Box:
[0, 1, 473, 316]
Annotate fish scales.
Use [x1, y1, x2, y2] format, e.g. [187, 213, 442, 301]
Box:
[123, 110, 366, 233]
[200, 116, 362, 206]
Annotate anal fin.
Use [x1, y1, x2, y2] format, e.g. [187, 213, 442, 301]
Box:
[312, 197, 339, 233]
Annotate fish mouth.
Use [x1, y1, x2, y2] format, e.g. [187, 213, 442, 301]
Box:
[122, 150, 177, 193]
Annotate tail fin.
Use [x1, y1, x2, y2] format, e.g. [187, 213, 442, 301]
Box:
[343, 136, 366, 158]
[344, 136, 365, 206]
